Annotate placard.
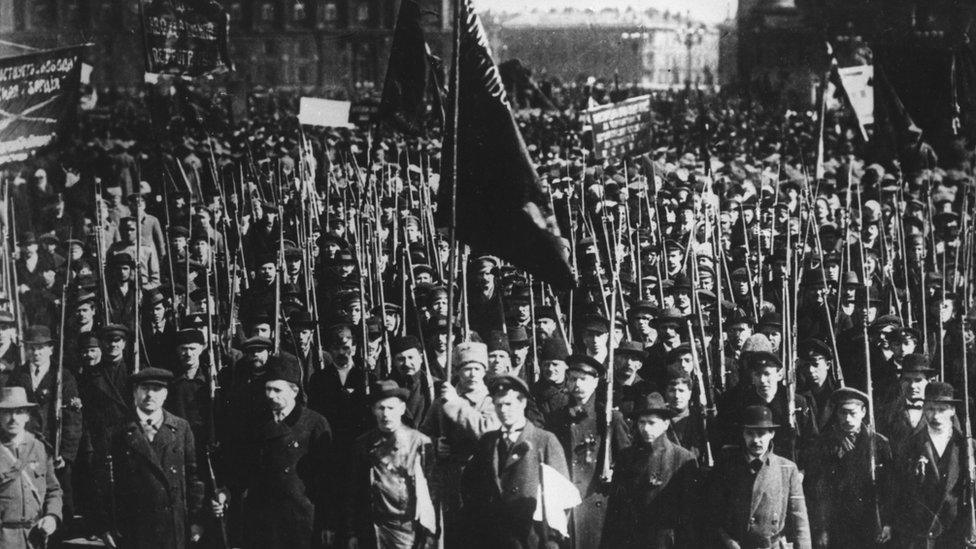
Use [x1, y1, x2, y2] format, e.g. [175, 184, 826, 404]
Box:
[584, 95, 652, 159]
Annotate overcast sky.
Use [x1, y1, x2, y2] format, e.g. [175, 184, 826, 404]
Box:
[474, 0, 738, 24]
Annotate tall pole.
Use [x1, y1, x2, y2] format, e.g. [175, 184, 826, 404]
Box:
[444, 0, 462, 380]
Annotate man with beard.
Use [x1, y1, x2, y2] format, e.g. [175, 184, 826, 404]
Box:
[805, 387, 893, 548]
[602, 392, 698, 548]
[706, 405, 811, 548]
[547, 354, 631, 549]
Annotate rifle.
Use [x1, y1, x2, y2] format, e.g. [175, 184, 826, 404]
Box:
[202, 263, 230, 548]
[8, 202, 23, 364]
[687, 319, 715, 467]
[54, 233, 72, 463]
[959, 190, 976, 547]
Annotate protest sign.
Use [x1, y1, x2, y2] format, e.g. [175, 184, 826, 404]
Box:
[584, 95, 652, 159]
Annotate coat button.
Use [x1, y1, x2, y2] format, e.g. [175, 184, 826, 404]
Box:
[284, 467, 291, 473]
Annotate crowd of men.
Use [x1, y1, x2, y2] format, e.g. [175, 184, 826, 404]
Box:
[0, 82, 972, 549]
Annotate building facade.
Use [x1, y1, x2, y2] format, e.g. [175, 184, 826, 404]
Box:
[486, 8, 720, 90]
[0, 0, 450, 94]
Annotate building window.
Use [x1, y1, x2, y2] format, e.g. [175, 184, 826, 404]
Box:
[356, 3, 369, 23]
[321, 2, 338, 23]
[227, 2, 243, 24]
[293, 1, 306, 22]
[260, 2, 274, 22]
[264, 40, 276, 55]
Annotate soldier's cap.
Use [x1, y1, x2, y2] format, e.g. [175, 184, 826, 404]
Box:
[631, 392, 674, 419]
[264, 358, 302, 387]
[390, 335, 423, 356]
[578, 314, 610, 334]
[566, 354, 605, 378]
[665, 343, 694, 364]
[869, 315, 902, 335]
[65, 238, 85, 249]
[486, 330, 511, 355]
[730, 267, 750, 281]
[535, 305, 557, 321]
[176, 329, 205, 347]
[830, 387, 870, 408]
[77, 333, 100, 350]
[107, 253, 135, 267]
[333, 250, 356, 265]
[38, 233, 59, 246]
[489, 374, 530, 397]
[130, 367, 173, 388]
[241, 336, 273, 353]
[471, 255, 500, 274]
[100, 324, 131, 340]
[24, 325, 53, 346]
[145, 290, 167, 307]
[901, 353, 935, 375]
[0, 387, 36, 410]
[454, 341, 488, 369]
[168, 226, 190, 238]
[746, 350, 782, 371]
[373, 303, 402, 316]
[370, 380, 409, 404]
[284, 247, 303, 261]
[924, 381, 961, 404]
[616, 340, 646, 359]
[757, 312, 782, 330]
[740, 405, 779, 430]
[798, 338, 832, 360]
[288, 311, 317, 329]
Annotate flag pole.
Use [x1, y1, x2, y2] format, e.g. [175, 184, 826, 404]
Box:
[444, 0, 462, 382]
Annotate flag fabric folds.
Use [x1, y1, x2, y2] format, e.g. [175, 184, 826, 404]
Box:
[436, 0, 575, 290]
[378, 0, 441, 135]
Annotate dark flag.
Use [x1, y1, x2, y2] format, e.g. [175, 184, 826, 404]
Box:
[870, 64, 937, 172]
[377, 0, 442, 135]
[0, 46, 85, 166]
[437, 0, 575, 290]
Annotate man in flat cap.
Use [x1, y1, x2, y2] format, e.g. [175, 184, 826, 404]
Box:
[893, 382, 972, 548]
[165, 328, 212, 467]
[233, 358, 335, 549]
[462, 375, 569, 548]
[344, 380, 436, 549]
[466, 256, 505, 340]
[797, 338, 840, 431]
[78, 325, 134, 456]
[547, 354, 631, 549]
[388, 335, 438, 429]
[804, 387, 893, 548]
[706, 405, 811, 549]
[97, 367, 205, 549]
[602, 392, 698, 548]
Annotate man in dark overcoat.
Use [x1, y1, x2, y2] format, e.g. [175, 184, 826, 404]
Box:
[462, 375, 569, 549]
[804, 387, 893, 548]
[97, 367, 204, 549]
[602, 392, 698, 548]
[547, 354, 630, 549]
[235, 357, 335, 549]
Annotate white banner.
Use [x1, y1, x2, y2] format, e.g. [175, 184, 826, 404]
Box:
[298, 97, 353, 128]
[837, 65, 874, 140]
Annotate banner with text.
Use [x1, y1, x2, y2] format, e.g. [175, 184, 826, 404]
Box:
[837, 65, 874, 141]
[142, 0, 232, 77]
[0, 47, 84, 166]
[585, 95, 652, 159]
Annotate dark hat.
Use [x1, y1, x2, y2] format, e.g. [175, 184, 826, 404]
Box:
[567, 354, 605, 378]
[23, 325, 53, 345]
[901, 353, 935, 375]
[747, 351, 783, 371]
[77, 334, 100, 350]
[370, 380, 410, 403]
[627, 301, 657, 319]
[130, 367, 174, 387]
[616, 340, 646, 359]
[107, 253, 135, 267]
[798, 338, 832, 359]
[757, 312, 782, 330]
[508, 326, 530, 346]
[663, 362, 692, 386]
[489, 374, 530, 397]
[168, 226, 190, 238]
[631, 392, 674, 419]
[145, 291, 168, 307]
[486, 330, 511, 355]
[578, 314, 610, 334]
[652, 308, 685, 329]
[390, 335, 422, 356]
[265, 358, 302, 386]
[830, 387, 870, 407]
[665, 343, 693, 364]
[100, 324, 131, 340]
[538, 337, 569, 362]
[241, 336, 273, 353]
[741, 405, 779, 429]
[923, 381, 961, 404]
[175, 329, 205, 346]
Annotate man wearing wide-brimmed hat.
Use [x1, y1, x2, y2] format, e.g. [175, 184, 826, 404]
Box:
[0, 387, 62, 548]
[603, 392, 698, 548]
[344, 380, 436, 549]
[894, 382, 971, 548]
[706, 405, 811, 549]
